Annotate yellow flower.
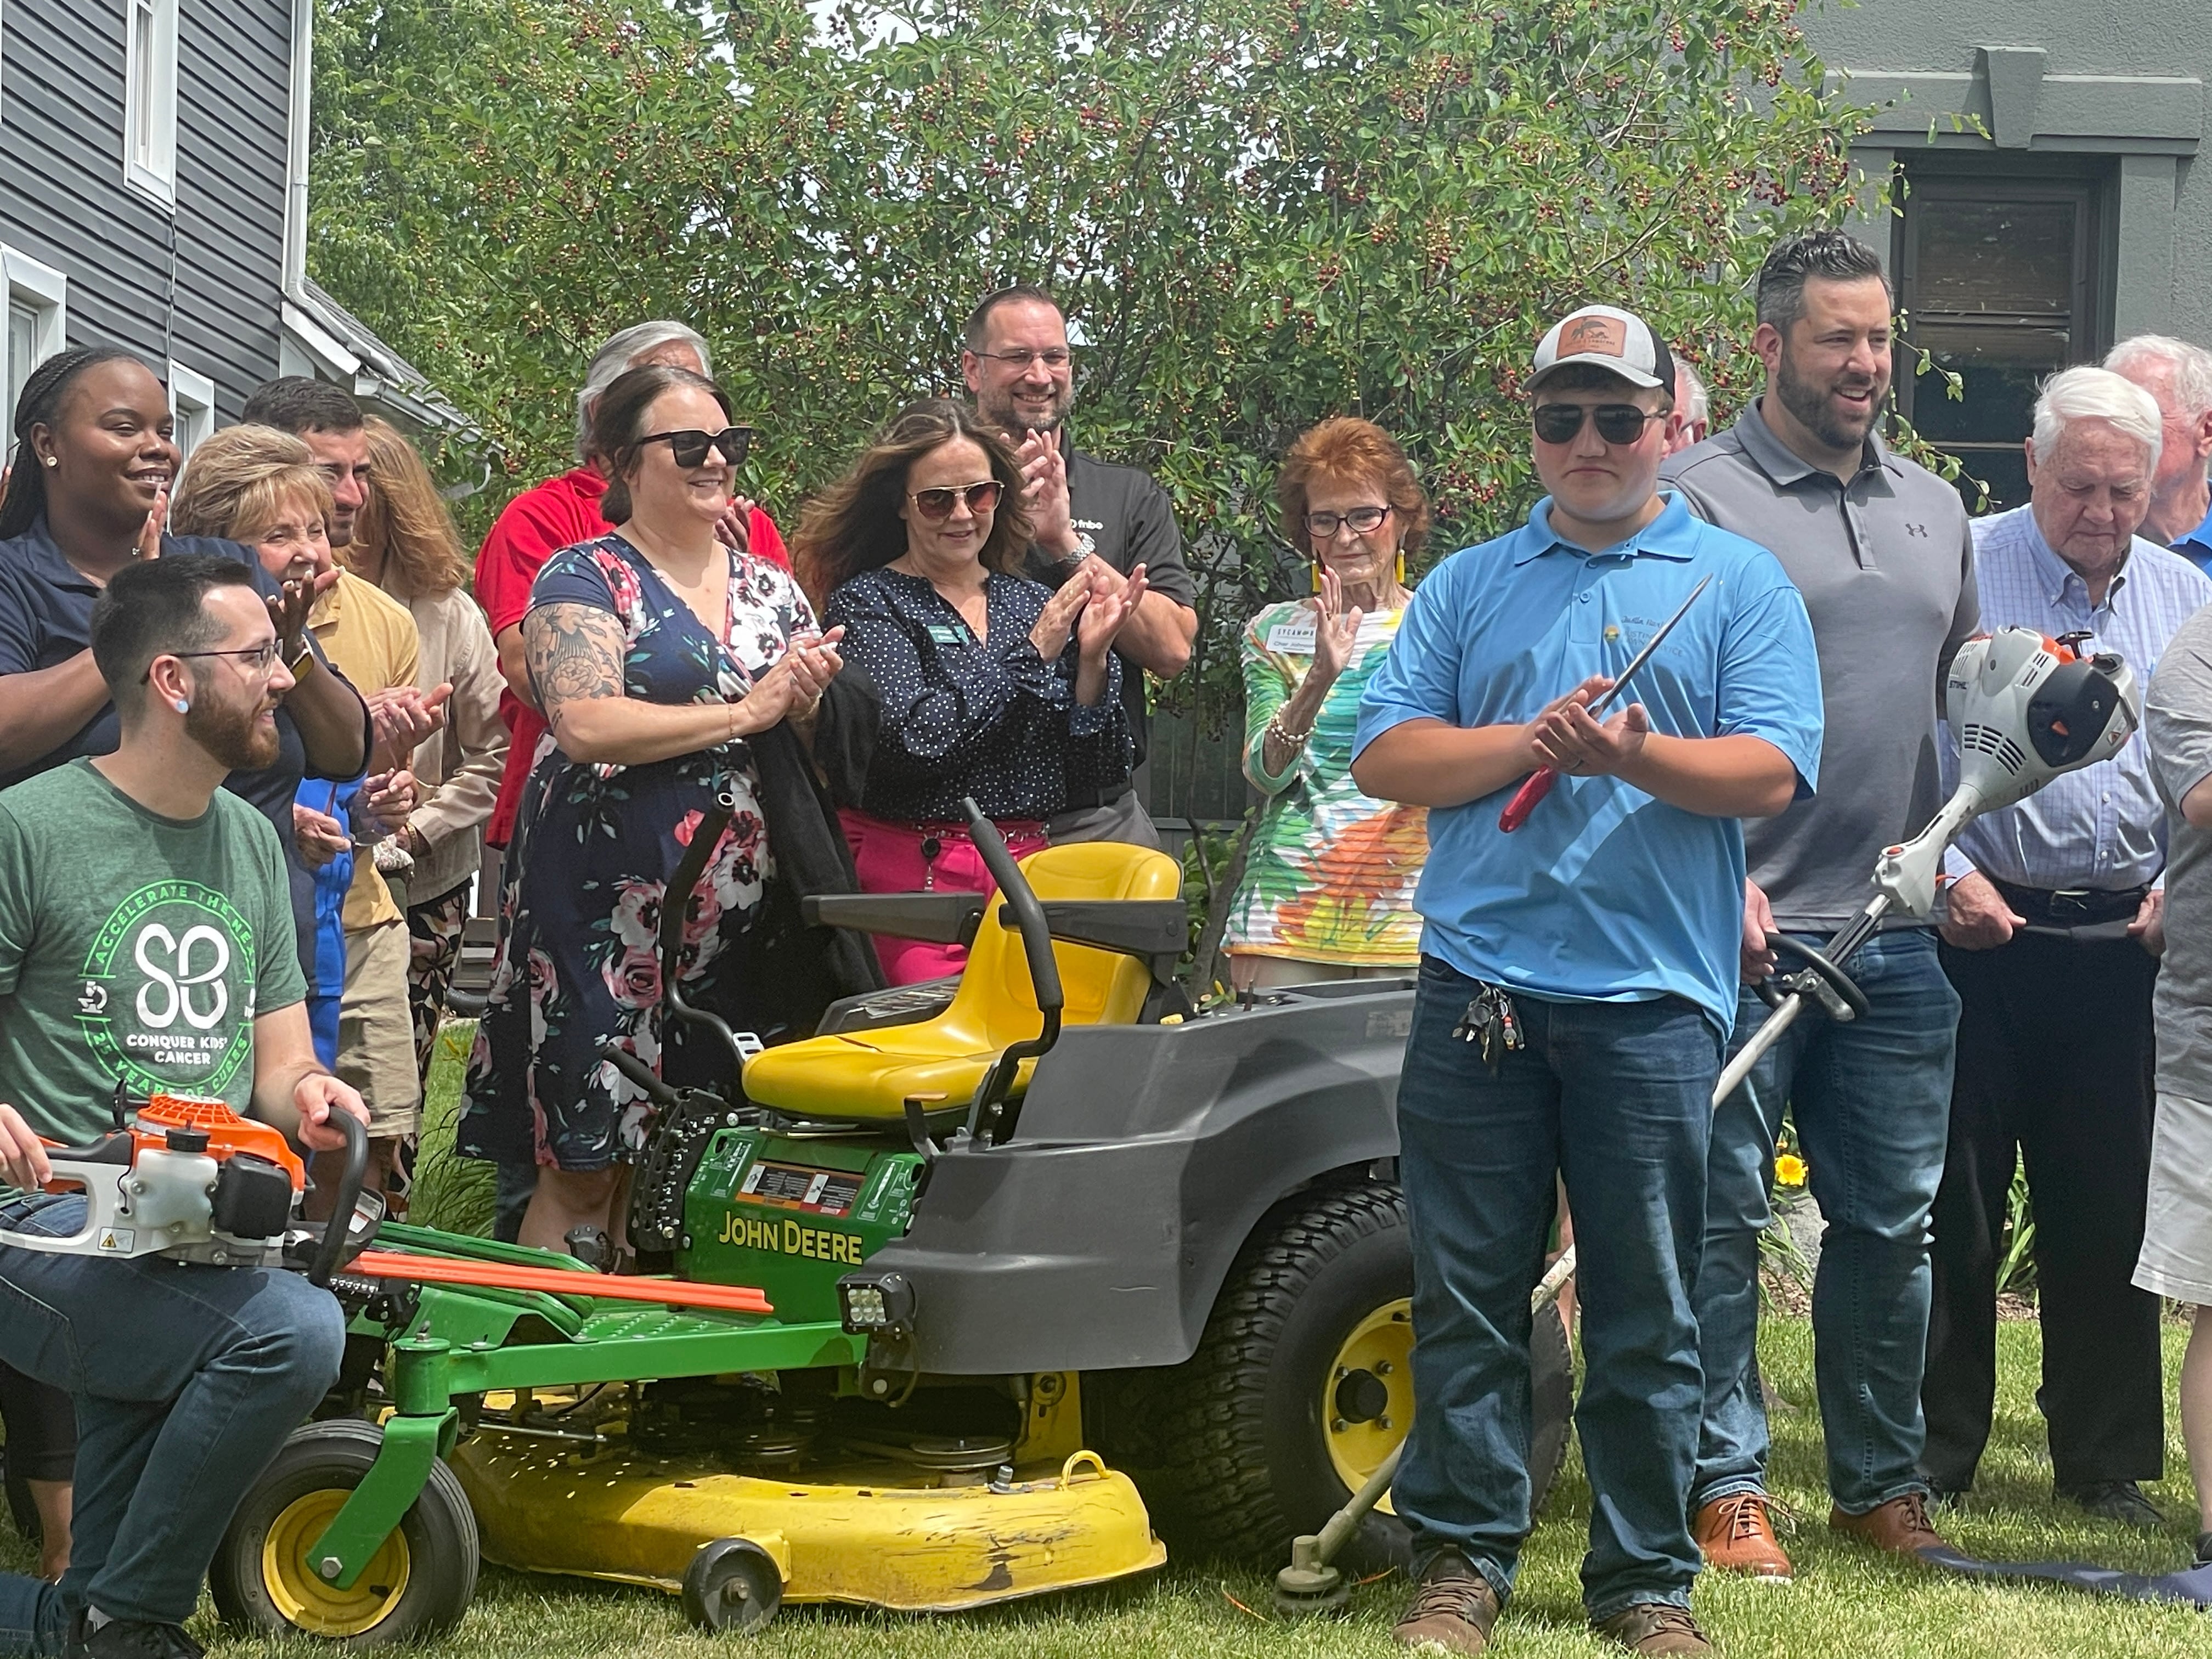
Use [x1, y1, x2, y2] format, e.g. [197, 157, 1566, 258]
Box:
[1774, 1154, 1808, 1188]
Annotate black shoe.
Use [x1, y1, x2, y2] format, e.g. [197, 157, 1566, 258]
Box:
[2061, 1480, 2166, 1529]
[2194, 1530, 2212, 1566]
[67, 1615, 205, 1659]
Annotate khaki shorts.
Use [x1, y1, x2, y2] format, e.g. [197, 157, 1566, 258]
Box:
[337, 919, 422, 1138]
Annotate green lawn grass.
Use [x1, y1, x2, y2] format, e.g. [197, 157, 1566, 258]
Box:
[36, 1029, 2212, 1655]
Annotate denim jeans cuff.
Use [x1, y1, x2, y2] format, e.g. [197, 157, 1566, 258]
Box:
[1832, 1477, 1931, 1517]
[1585, 1585, 1695, 1624]
[1688, 1475, 1768, 1511]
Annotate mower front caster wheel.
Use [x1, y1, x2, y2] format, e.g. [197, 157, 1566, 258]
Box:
[211, 1420, 479, 1648]
[682, 1537, 783, 1632]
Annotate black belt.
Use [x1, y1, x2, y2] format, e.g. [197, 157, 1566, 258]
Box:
[1991, 879, 2149, 929]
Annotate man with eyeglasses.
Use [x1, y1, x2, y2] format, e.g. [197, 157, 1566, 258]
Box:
[0, 555, 366, 1659]
[1353, 304, 1820, 1656]
[1659, 229, 1979, 1578]
[961, 285, 1197, 848]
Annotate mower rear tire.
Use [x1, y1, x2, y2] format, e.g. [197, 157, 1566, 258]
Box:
[682, 1537, 783, 1632]
[210, 1419, 478, 1647]
[1147, 1181, 1574, 1565]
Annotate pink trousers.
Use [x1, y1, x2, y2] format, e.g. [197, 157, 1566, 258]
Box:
[838, 809, 1050, 985]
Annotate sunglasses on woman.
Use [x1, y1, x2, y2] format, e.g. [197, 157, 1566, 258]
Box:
[639, 426, 754, 468]
[1531, 403, 1668, 447]
[907, 479, 1005, 521]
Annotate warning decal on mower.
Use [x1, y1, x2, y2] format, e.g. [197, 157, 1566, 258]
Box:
[738, 1160, 862, 1217]
[98, 1229, 134, 1252]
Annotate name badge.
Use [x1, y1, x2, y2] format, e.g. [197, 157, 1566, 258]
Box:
[926, 624, 966, 646]
[1267, 615, 1317, 654]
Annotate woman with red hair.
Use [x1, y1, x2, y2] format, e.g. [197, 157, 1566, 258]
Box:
[1224, 417, 1430, 990]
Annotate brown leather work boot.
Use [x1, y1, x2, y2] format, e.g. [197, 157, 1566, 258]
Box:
[1393, 1549, 1502, 1656]
[1828, 1490, 1949, 1559]
[1592, 1602, 1714, 1654]
[1691, 1493, 1792, 1583]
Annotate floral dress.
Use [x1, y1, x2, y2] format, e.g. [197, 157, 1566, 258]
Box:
[458, 534, 814, 1172]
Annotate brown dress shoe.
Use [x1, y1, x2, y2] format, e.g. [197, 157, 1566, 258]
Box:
[1828, 1491, 1949, 1559]
[1592, 1602, 1714, 1654]
[1691, 1493, 1792, 1583]
[1393, 1549, 1502, 1656]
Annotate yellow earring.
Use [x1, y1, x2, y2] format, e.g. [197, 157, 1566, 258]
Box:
[1394, 551, 1407, 586]
[1312, 560, 1324, 594]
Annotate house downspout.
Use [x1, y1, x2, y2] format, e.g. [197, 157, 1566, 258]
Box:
[283, 0, 312, 302]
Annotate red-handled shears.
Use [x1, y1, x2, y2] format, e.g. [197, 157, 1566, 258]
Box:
[1497, 573, 1713, 833]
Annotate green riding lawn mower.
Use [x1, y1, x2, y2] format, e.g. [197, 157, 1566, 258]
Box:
[188, 797, 1575, 1644]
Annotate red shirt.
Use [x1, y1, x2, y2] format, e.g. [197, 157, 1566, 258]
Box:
[475, 467, 789, 847]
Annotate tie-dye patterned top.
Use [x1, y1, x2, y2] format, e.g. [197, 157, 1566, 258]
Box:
[1224, 600, 1427, 966]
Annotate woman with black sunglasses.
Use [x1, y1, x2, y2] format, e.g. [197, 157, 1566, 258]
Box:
[458, 364, 858, 1254]
[794, 398, 1144, 984]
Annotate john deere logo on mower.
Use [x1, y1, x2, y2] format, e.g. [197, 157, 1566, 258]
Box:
[719, 1211, 867, 1265]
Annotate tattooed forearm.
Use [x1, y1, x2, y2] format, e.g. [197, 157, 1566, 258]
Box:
[525, 604, 627, 724]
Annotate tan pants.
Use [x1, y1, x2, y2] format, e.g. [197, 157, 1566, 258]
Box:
[337, 919, 423, 1138]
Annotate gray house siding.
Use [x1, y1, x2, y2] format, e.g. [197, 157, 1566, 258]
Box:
[0, 0, 290, 422]
[1802, 0, 2209, 344]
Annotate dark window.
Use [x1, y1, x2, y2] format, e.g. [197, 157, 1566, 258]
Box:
[1893, 167, 2109, 514]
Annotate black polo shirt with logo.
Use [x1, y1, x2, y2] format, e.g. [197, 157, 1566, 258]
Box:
[1022, 444, 1195, 808]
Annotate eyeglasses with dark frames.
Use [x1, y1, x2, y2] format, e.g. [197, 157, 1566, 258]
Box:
[637, 426, 754, 468]
[970, 347, 1074, 371]
[1531, 403, 1669, 447]
[908, 479, 1005, 521]
[1305, 504, 1392, 539]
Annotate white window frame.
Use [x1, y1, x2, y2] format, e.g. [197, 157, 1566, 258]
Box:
[2, 246, 68, 428]
[122, 0, 178, 207]
[166, 360, 215, 456]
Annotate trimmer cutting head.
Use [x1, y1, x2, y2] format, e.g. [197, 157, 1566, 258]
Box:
[1874, 628, 2140, 919]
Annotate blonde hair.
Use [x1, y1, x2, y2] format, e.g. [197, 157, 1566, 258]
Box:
[170, 424, 335, 543]
[351, 416, 471, 596]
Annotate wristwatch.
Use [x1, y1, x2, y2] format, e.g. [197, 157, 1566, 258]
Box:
[286, 644, 316, 680]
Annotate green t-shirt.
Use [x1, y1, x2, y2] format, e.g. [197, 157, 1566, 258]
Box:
[0, 759, 307, 1146]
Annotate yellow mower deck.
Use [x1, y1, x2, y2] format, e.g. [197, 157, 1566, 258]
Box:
[450, 1433, 1165, 1611]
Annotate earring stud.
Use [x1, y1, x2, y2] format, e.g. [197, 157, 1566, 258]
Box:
[43, 456, 58, 468]
[174, 698, 190, 713]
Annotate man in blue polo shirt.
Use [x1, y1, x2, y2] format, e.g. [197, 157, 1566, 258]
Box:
[1354, 305, 1822, 1657]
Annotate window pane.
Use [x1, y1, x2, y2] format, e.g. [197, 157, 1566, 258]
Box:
[7, 304, 36, 427]
[132, 0, 156, 167]
[1911, 199, 2078, 318]
[1904, 324, 2069, 445]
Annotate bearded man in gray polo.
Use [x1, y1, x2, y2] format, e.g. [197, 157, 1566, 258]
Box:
[1658, 229, 1980, 1577]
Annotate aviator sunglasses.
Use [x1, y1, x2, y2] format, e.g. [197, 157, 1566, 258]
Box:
[1531, 403, 1668, 447]
[907, 479, 1005, 521]
[638, 425, 754, 468]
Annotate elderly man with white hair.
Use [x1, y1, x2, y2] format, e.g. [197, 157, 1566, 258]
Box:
[470, 319, 791, 1240]
[1921, 365, 2212, 1524]
[2106, 334, 2212, 569]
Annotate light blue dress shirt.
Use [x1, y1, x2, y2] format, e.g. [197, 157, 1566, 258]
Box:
[1353, 492, 1823, 1032]
[1945, 505, 2212, 891]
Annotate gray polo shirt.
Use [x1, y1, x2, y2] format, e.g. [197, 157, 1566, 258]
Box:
[1661, 399, 1980, 932]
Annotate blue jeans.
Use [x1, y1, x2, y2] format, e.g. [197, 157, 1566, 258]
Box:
[1393, 957, 1716, 1620]
[1691, 927, 1958, 1515]
[0, 1195, 346, 1650]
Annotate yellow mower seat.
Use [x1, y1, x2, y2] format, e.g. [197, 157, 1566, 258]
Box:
[741, 841, 1182, 1124]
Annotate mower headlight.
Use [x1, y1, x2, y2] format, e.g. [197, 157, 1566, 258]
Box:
[837, 1271, 915, 1337]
